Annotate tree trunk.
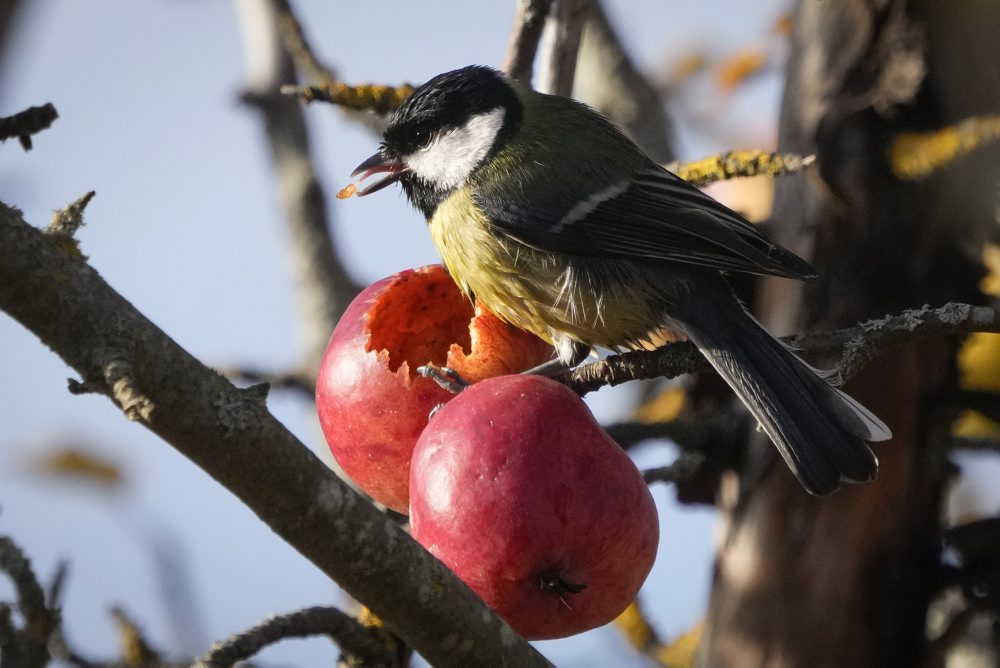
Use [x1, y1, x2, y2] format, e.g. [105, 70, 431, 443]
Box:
[701, 1, 1000, 665]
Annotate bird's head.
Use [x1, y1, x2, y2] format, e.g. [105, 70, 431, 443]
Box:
[348, 65, 524, 216]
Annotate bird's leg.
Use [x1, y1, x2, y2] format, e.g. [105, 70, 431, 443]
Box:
[420, 339, 589, 396]
[417, 364, 470, 394]
[522, 339, 590, 376]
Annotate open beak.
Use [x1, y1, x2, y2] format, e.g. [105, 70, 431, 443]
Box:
[348, 150, 407, 197]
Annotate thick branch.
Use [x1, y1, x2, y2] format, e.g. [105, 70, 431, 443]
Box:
[0, 201, 549, 667]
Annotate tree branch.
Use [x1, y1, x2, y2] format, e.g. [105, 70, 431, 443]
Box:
[0, 201, 550, 667]
[0, 535, 54, 668]
[501, 0, 552, 83]
[109, 606, 161, 666]
[0, 103, 58, 151]
[952, 435, 1000, 453]
[223, 364, 316, 399]
[573, 0, 673, 162]
[282, 81, 414, 114]
[44, 561, 96, 668]
[270, 0, 337, 84]
[196, 606, 395, 667]
[566, 302, 1000, 395]
[538, 0, 590, 96]
[642, 452, 706, 486]
[235, 0, 361, 375]
[0, 536, 51, 640]
[603, 417, 718, 451]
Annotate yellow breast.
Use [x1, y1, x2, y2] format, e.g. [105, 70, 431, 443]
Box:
[428, 188, 676, 351]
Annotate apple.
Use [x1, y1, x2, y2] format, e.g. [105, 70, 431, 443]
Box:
[315, 265, 553, 513]
[409, 374, 659, 640]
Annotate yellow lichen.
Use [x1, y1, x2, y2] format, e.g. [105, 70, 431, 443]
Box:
[954, 243, 1000, 438]
[32, 447, 123, 487]
[653, 620, 704, 668]
[716, 50, 767, 90]
[671, 150, 815, 188]
[890, 115, 1000, 180]
[287, 82, 415, 114]
[615, 602, 703, 668]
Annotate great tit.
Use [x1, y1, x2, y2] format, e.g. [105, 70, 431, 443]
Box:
[347, 65, 891, 495]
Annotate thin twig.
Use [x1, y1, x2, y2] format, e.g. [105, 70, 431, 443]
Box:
[110, 606, 161, 666]
[45, 561, 69, 611]
[282, 81, 414, 114]
[236, 0, 361, 375]
[952, 436, 1000, 452]
[642, 452, 707, 485]
[668, 150, 816, 188]
[567, 303, 1000, 395]
[45, 561, 97, 668]
[956, 389, 1000, 424]
[271, 0, 336, 83]
[0, 103, 58, 151]
[0, 535, 54, 668]
[539, 0, 590, 96]
[46, 191, 96, 238]
[502, 0, 553, 83]
[225, 365, 316, 399]
[197, 606, 396, 668]
[603, 418, 715, 451]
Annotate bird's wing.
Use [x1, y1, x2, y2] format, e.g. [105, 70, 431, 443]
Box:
[472, 164, 816, 280]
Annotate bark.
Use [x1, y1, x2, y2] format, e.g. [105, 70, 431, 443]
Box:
[702, 1, 1000, 666]
[0, 201, 550, 668]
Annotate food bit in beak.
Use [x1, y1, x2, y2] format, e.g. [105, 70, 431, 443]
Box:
[339, 152, 408, 199]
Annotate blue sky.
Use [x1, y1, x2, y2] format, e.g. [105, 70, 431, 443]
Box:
[0, 1, 788, 664]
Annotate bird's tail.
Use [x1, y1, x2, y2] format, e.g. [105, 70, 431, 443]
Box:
[676, 288, 891, 495]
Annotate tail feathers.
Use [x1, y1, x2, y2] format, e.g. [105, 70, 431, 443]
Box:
[680, 304, 890, 495]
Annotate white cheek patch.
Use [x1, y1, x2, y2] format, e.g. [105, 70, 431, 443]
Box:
[403, 107, 506, 190]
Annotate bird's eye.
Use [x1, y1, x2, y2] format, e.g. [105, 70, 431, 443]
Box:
[412, 128, 432, 149]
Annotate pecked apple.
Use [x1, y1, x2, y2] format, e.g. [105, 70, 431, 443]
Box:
[315, 265, 553, 513]
[409, 374, 659, 640]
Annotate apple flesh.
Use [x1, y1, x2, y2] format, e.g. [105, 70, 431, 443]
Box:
[315, 265, 553, 513]
[409, 374, 659, 640]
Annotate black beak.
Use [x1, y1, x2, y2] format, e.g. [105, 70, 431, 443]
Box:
[349, 150, 407, 196]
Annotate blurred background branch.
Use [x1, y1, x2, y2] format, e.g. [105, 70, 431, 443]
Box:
[234, 0, 360, 383]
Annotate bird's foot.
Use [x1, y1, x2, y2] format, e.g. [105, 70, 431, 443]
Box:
[417, 364, 470, 394]
[522, 339, 591, 376]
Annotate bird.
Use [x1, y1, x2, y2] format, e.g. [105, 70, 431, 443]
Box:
[343, 64, 891, 495]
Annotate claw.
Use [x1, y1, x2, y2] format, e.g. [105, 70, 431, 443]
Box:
[417, 364, 470, 394]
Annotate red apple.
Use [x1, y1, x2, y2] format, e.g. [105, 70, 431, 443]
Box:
[315, 265, 553, 513]
[409, 374, 659, 640]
